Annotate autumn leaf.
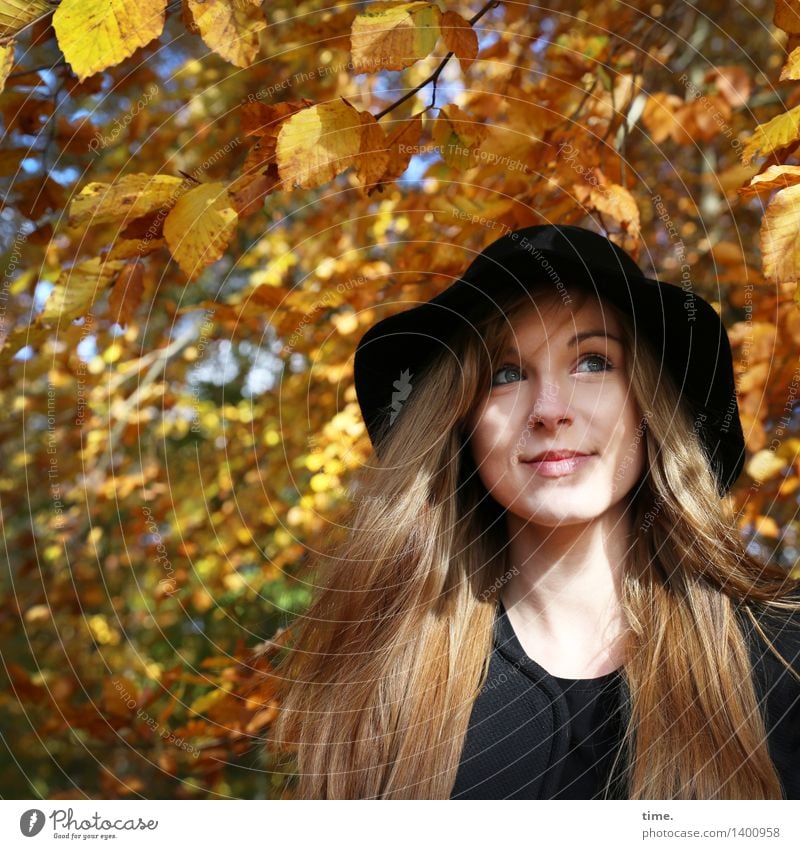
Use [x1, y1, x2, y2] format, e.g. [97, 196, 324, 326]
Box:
[353, 111, 391, 192]
[760, 183, 800, 283]
[753, 515, 780, 538]
[68, 174, 187, 228]
[350, 1, 442, 73]
[705, 65, 751, 109]
[641, 93, 684, 144]
[571, 168, 640, 233]
[741, 103, 800, 165]
[276, 100, 366, 189]
[366, 113, 423, 195]
[15, 175, 65, 220]
[0, 144, 25, 176]
[738, 164, 800, 198]
[186, 0, 267, 68]
[38, 258, 126, 325]
[163, 182, 238, 281]
[440, 10, 478, 73]
[0, 38, 14, 93]
[53, 0, 168, 83]
[181, 0, 200, 36]
[228, 163, 280, 216]
[104, 236, 167, 260]
[747, 449, 786, 483]
[238, 99, 316, 179]
[0, 0, 51, 37]
[780, 45, 800, 81]
[431, 104, 488, 169]
[774, 0, 800, 34]
[0, 321, 51, 364]
[240, 99, 316, 139]
[107, 261, 146, 328]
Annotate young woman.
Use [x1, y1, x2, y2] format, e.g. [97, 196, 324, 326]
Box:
[268, 224, 800, 799]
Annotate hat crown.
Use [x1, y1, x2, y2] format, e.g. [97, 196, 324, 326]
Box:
[463, 224, 643, 284]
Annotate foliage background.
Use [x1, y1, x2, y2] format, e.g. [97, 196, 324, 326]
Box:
[2, 0, 800, 799]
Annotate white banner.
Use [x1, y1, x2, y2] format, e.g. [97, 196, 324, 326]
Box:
[1, 799, 799, 849]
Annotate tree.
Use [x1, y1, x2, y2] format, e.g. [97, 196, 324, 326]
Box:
[0, 0, 798, 799]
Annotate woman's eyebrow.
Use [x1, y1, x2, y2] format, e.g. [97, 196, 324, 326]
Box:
[501, 329, 623, 356]
[570, 329, 623, 346]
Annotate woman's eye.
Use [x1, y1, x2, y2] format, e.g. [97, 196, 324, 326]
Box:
[577, 353, 613, 373]
[491, 364, 523, 386]
[491, 355, 613, 385]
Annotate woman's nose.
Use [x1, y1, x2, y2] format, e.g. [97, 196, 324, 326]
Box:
[528, 378, 574, 429]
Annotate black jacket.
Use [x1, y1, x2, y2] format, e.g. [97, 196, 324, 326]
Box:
[451, 598, 800, 799]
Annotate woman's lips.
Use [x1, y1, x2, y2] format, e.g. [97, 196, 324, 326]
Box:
[521, 453, 594, 477]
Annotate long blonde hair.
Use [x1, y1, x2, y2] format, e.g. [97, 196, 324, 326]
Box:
[267, 277, 800, 799]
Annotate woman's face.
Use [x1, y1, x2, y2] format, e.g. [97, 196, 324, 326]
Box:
[467, 290, 647, 528]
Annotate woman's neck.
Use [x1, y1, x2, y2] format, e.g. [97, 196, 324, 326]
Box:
[498, 499, 635, 677]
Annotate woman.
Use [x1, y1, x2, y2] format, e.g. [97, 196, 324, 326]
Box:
[268, 224, 800, 799]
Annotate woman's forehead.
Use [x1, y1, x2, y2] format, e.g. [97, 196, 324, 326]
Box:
[500, 289, 623, 342]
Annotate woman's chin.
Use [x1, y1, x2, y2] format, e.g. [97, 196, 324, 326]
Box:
[505, 504, 601, 528]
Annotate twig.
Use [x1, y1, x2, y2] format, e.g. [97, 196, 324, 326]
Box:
[374, 0, 501, 121]
[6, 60, 66, 80]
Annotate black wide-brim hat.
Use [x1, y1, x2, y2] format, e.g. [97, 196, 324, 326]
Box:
[353, 224, 746, 496]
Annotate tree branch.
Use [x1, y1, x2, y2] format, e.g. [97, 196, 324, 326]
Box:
[374, 0, 501, 121]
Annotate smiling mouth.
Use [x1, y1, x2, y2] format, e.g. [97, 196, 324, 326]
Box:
[521, 454, 595, 477]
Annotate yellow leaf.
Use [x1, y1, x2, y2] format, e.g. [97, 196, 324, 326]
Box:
[310, 473, 333, 492]
[741, 103, 800, 165]
[332, 311, 359, 335]
[104, 237, 167, 260]
[753, 515, 780, 538]
[746, 449, 786, 483]
[190, 683, 233, 715]
[277, 100, 364, 190]
[351, 1, 442, 73]
[69, 173, 186, 228]
[38, 258, 126, 325]
[440, 10, 477, 72]
[738, 164, 800, 198]
[0, 0, 50, 37]
[780, 45, 800, 81]
[0, 322, 51, 364]
[53, 0, 167, 82]
[760, 183, 800, 283]
[24, 604, 50, 624]
[775, 437, 800, 463]
[186, 0, 266, 68]
[431, 103, 488, 169]
[163, 182, 238, 281]
[0, 39, 14, 94]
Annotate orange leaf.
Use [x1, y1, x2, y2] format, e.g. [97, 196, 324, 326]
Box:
[775, 0, 800, 34]
[739, 164, 800, 198]
[440, 10, 478, 73]
[353, 110, 391, 192]
[107, 261, 146, 328]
